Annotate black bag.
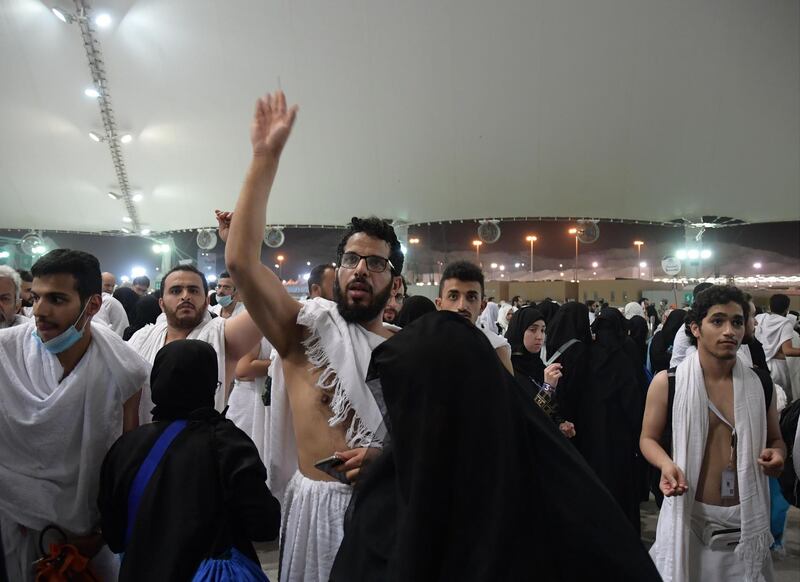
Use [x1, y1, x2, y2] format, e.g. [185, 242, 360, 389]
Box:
[778, 399, 800, 507]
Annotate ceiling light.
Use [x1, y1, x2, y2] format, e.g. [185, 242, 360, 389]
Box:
[700, 249, 712, 260]
[120, 134, 133, 144]
[639, 261, 647, 268]
[131, 266, 147, 278]
[52, 8, 68, 22]
[32, 245, 47, 255]
[94, 13, 112, 28]
[132, 193, 143, 202]
[107, 192, 120, 200]
[753, 262, 762, 269]
[89, 132, 102, 142]
[140, 228, 151, 236]
[687, 250, 700, 260]
[84, 87, 100, 98]
[120, 227, 131, 234]
[0, 251, 10, 259]
[122, 216, 132, 223]
[675, 249, 687, 260]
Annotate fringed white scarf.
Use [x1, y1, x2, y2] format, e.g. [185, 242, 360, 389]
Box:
[650, 353, 772, 582]
[266, 299, 394, 500]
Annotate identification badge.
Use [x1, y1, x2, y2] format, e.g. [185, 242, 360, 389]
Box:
[721, 468, 736, 498]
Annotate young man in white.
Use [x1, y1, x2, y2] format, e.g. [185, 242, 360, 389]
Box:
[755, 294, 800, 401]
[209, 270, 246, 319]
[641, 285, 785, 582]
[0, 266, 28, 329]
[0, 250, 148, 581]
[435, 260, 513, 374]
[127, 264, 263, 422]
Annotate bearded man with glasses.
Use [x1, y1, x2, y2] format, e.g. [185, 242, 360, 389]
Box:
[224, 90, 404, 582]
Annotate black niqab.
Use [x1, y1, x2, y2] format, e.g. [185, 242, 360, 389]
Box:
[543, 302, 591, 424]
[150, 340, 218, 421]
[330, 311, 661, 582]
[627, 314, 649, 364]
[535, 300, 560, 325]
[394, 295, 436, 328]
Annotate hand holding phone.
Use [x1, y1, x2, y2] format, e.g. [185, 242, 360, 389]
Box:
[314, 455, 349, 484]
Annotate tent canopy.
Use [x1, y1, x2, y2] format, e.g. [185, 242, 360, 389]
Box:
[1, 0, 798, 233]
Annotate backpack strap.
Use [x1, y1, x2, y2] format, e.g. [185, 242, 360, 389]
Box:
[125, 420, 188, 547]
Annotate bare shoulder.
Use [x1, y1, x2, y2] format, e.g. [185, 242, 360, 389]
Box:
[647, 370, 670, 402]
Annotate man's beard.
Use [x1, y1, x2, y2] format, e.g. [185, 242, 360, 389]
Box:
[164, 303, 205, 330]
[335, 276, 393, 324]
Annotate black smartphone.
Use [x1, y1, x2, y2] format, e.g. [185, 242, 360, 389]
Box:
[314, 455, 349, 484]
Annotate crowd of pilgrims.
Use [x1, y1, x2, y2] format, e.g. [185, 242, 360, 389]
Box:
[1, 90, 798, 581]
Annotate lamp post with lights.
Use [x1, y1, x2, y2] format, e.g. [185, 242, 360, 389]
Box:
[526, 235, 537, 275]
[634, 240, 644, 278]
[277, 255, 285, 279]
[568, 228, 579, 282]
[472, 240, 482, 266]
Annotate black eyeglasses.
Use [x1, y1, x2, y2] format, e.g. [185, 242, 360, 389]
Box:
[339, 252, 395, 273]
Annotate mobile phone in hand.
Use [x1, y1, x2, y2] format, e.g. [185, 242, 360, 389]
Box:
[314, 455, 350, 484]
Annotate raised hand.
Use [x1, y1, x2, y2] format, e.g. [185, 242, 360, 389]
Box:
[251, 90, 298, 159]
[215, 210, 233, 242]
[757, 448, 784, 477]
[544, 363, 563, 388]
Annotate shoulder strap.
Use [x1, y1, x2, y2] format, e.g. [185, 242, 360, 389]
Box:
[749, 366, 773, 412]
[663, 367, 677, 456]
[125, 420, 188, 547]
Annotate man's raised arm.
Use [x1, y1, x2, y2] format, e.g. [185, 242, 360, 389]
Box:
[225, 91, 301, 357]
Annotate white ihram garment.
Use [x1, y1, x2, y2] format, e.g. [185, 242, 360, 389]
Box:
[228, 337, 273, 464]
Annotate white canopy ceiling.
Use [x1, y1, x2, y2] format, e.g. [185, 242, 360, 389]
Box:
[1, 0, 798, 233]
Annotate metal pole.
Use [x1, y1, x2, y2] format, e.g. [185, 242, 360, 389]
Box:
[574, 236, 579, 282]
[529, 240, 534, 275]
[637, 246, 641, 279]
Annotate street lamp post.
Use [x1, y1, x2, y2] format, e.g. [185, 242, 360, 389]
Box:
[568, 228, 579, 282]
[472, 240, 482, 266]
[277, 254, 285, 279]
[525, 235, 537, 275]
[634, 240, 644, 278]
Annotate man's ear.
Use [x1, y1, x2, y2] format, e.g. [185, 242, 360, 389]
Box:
[86, 294, 103, 317]
[690, 322, 700, 340]
[434, 297, 442, 310]
[392, 276, 402, 293]
[480, 298, 487, 312]
[159, 297, 165, 312]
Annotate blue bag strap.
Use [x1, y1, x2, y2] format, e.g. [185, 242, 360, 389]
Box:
[124, 420, 188, 547]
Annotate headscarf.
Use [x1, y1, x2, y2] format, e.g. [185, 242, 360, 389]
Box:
[545, 302, 592, 355]
[505, 308, 546, 381]
[534, 300, 558, 325]
[478, 301, 500, 333]
[150, 340, 218, 421]
[395, 295, 436, 328]
[649, 309, 687, 374]
[113, 287, 140, 323]
[623, 302, 645, 320]
[496, 304, 515, 335]
[331, 311, 662, 582]
[627, 315, 649, 363]
[123, 295, 163, 341]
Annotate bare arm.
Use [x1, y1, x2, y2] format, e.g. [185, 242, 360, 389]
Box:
[640, 371, 688, 496]
[235, 342, 271, 380]
[780, 338, 800, 357]
[225, 90, 302, 357]
[224, 310, 264, 362]
[758, 390, 786, 477]
[122, 390, 141, 433]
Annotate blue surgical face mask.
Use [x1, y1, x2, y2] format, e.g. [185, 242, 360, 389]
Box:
[216, 294, 234, 308]
[32, 299, 92, 354]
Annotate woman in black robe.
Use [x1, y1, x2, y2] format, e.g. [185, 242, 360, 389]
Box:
[648, 309, 686, 374]
[113, 287, 139, 325]
[544, 301, 591, 445]
[627, 314, 649, 366]
[98, 340, 280, 581]
[394, 295, 436, 328]
[506, 307, 575, 439]
[581, 308, 647, 533]
[329, 311, 661, 581]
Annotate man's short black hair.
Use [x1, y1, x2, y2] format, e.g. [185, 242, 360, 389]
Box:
[31, 249, 101, 302]
[308, 263, 334, 295]
[685, 285, 748, 346]
[160, 265, 209, 295]
[218, 271, 232, 280]
[692, 282, 714, 298]
[585, 299, 597, 308]
[438, 261, 484, 297]
[16, 269, 32, 283]
[335, 217, 404, 276]
[769, 294, 791, 315]
[133, 275, 151, 288]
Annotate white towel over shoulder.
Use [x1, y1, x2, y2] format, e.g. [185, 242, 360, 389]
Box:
[0, 321, 148, 533]
[649, 353, 772, 582]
